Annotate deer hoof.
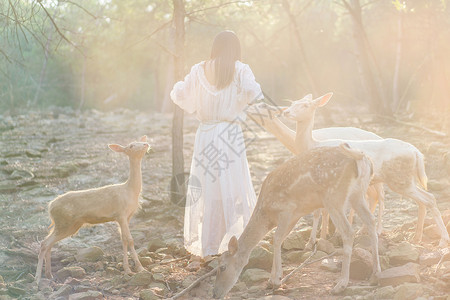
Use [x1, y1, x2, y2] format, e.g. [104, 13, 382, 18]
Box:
[369, 273, 379, 286]
[439, 238, 449, 248]
[331, 279, 347, 295]
[268, 278, 281, 289]
[411, 234, 422, 244]
[136, 266, 145, 272]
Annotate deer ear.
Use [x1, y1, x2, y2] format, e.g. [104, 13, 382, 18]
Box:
[108, 144, 125, 152]
[228, 236, 238, 256]
[315, 92, 333, 107]
[139, 135, 148, 142]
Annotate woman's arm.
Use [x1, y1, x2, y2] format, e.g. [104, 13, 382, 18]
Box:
[170, 64, 199, 114]
[238, 63, 264, 105]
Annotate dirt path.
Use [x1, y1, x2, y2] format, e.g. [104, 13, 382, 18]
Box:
[0, 107, 449, 299]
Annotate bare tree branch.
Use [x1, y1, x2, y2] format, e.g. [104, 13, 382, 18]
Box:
[37, 1, 85, 56]
[65, 0, 98, 19]
[186, 0, 261, 16]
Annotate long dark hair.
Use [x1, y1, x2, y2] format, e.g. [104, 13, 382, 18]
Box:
[210, 30, 241, 90]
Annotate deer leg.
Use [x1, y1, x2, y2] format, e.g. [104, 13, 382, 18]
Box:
[325, 204, 353, 295]
[306, 209, 321, 249]
[270, 213, 299, 288]
[375, 184, 385, 235]
[404, 186, 449, 247]
[120, 219, 144, 272]
[36, 224, 79, 283]
[320, 209, 329, 239]
[412, 202, 426, 244]
[349, 191, 380, 283]
[118, 219, 133, 274]
[348, 208, 355, 225]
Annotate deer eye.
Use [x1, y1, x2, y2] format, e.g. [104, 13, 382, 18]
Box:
[219, 265, 226, 272]
[129, 145, 134, 148]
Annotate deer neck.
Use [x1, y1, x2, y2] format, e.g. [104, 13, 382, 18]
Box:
[294, 115, 318, 154]
[265, 118, 297, 154]
[126, 157, 142, 197]
[236, 210, 272, 264]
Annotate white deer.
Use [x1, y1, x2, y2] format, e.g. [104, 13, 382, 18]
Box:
[281, 93, 449, 247]
[213, 144, 380, 297]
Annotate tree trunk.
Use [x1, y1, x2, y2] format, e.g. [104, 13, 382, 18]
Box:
[161, 28, 175, 113]
[30, 30, 52, 107]
[281, 0, 318, 95]
[79, 55, 86, 110]
[345, 0, 388, 114]
[392, 10, 403, 113]
[171, 0, 185, 203]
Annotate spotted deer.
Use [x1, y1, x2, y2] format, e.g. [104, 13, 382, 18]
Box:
[213, 144, 380, 297]
[246, 101, 385, 245]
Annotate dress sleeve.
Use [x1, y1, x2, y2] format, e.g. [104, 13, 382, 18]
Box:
[170, 64, 198, 114]
[238, 64, 264, 105]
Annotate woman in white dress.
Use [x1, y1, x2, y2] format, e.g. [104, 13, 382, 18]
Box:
[170, 31, 264, 258]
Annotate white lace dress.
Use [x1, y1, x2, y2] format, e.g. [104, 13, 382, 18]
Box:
[170, 60, 264, 257]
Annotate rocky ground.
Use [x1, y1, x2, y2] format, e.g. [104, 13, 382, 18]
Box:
[0, 105, 449, 300]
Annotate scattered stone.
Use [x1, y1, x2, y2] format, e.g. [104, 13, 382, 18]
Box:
[147, 237, 166, 252]
[54, 162, 78, 178]
[49, 284, 72, 298]
[393, 283, 424, 300]
[37, 278, 53, 290]
[301, 250, 327, 261]
[240, 268, 270, 285]
[186, 261, 202, 272]
[75, 246, 104, 262]
[150, 265, 171, 274]
[419, 251, 441, 266]
[25, 149, 42, 158]
[68, 291, 103, 300]
[282, 231, 306, 250]
[7, 286, 26, 297]
[427, 179, 448, 192]
[258, 296, 293, 300]
[128, 271, 153, 286]
[316, 238, 335, 254]
[139, 256, 153, 267]
[387, 242, 419, 266]
[380, 255, 390, 271]
[377, 263, 420, 286]
[181, 275, 196, 288]
[320, 258, 340, 272]
[152, 273, 165, 283]
[10, 169, 34, 180]
[350, 247, 373, 280]
[374, 285, 396, 299]
[55, 266, 86, 281]
[285, 250, 304, 263]
[230, 281, 247, 292]
[342, 285, 376, 296]
[137, 248, 149, 257]
[354, 235, 372, 251]
[427, 142, 447, 154]
[246, 245, 273, 271]
[423, 224, 441, 240]
[139, 289, 159, 300]
[105, 267, 121, 276]
[328, 234, 342, 247]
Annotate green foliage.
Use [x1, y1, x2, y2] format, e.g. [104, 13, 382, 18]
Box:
[1, 0, 449, 117]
